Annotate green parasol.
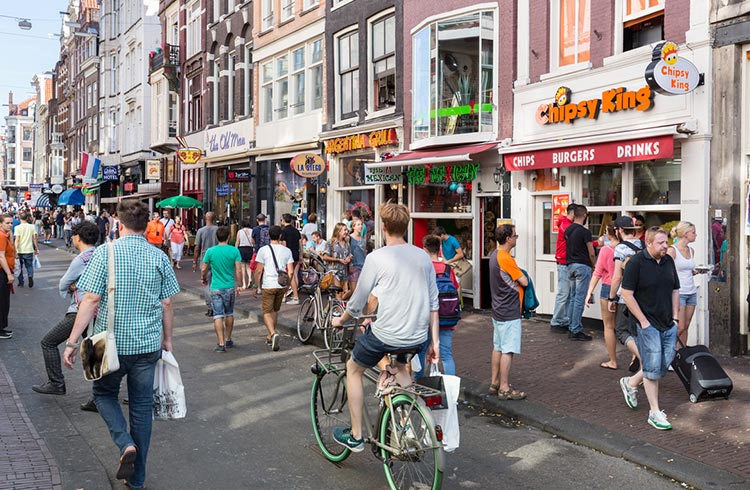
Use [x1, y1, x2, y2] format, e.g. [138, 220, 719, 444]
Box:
[155, 195, 204, 209]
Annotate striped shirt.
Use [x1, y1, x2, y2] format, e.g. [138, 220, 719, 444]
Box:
[77, 234, 180, 355]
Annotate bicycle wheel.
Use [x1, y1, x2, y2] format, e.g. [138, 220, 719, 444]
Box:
[297, 297, 317, 343]
[323, 302, 346, 350]
[310, 368, 351, 462]
[379, 394, 444, 490]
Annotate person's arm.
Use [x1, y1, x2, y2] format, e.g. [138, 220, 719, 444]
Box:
[201, 261, 209, 286]
[58, 257, 84, 299]
[586, 241, 596, 268]
[516, 273, 529, 288]
[33, 231, 39, 253]
[62, 292, 101, 368]
[620, 289, 650, 329]
[0, 255, 12, 284]
[193, 243, 202, 271]
[672, 289, 679, 323]
[666, 246, 676, 260]
[253, 262, 264, 296]
[161, 297, 174, 352]
[235, 261, 243, 293]
[608, 261, 624, 312]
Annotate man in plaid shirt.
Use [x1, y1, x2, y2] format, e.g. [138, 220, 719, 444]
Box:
[63, 201, 180, 490]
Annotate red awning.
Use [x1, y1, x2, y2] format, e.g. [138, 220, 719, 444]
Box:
[503, 135, 674, 171]
[366, 142, 499, 169]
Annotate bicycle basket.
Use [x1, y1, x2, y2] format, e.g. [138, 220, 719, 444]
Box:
[301, 267, 319, 286]
[319, 271, 335, 291]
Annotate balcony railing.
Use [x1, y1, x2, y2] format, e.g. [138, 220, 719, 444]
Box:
[149, 43, 180, 74]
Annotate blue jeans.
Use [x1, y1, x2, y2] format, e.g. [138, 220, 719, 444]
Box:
[567, 263, 592, 334]
[636, 324, 678, 380]
[17, 253, 34, 285]
[550, 264, 571, 328]
[415, 329, 455, 378]
[93, 350, 161, 489]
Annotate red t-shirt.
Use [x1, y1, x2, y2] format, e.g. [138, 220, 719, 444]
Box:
[555, 215, 573, 264]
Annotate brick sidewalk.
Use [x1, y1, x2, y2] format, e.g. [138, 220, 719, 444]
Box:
[0, 360, 62, 490]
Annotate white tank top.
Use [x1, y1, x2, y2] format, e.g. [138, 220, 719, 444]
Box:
[673, 245, 697, 295]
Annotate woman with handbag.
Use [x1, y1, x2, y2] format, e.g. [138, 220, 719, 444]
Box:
[322, 222, 352, 299]
[168, 216, 187, 269]
[349, 218, 367, 294]
[235, 220, 254, 290]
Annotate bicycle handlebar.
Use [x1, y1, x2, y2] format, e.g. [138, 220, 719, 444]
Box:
[337, 314, 377, 329]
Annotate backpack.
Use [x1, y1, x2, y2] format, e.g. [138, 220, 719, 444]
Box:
[256, 225, 271, 249]
[435, 265, 461, 328]
[619, 240, 643, 270]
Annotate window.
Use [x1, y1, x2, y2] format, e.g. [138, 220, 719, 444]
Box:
[212, 60, 220, 124]
[582, 164, 622, 206]
[559, 0, 590, 67]
[276, 54, 289, 119]
[109, 109, 118, 152]
[371, 14, 396, 111]
[187, 1, 201, 58]
[623, 0, 664, 52]
[228, 55, 235, 121]
[22, 127, 32, 141]
[292, 47, 305, 115]
[261, 0, 274, 31]
[228, 0, 236, 12]
[337, 30, 359, 120]
[281, 0, 294, 21]
[310, 39, 323, 110]
[87, 85, 93, 109]
[303, 0, 318, 9]
[189, 78, 202, 132]
[23, 148, 32, 162]
[169, 93, 178, 137]
[244, 46, 252, 116]
[167, 12, 179, 45]
[412, 11, 496, 142]
[111, 54, 118, 93]
[261, 62, 273, 122]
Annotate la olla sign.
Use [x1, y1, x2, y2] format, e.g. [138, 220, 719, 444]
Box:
[645, 41, 701, 95]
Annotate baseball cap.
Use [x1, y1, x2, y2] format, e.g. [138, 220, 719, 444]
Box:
[613, 215, 637, 230]
[256, 213, 267, 221]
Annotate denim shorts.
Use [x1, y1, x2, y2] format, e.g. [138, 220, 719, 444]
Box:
[599, 283, 611, 300]
[210, 289, 235, 319]
[635, 324, 677, 380]
[492, 318, 522, 354]
[352, 327, 428, 369]
[680, 292, 698, 307]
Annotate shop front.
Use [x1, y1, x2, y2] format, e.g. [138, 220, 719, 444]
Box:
[324, 125, 403, 248]
[505, 41, 710, 343]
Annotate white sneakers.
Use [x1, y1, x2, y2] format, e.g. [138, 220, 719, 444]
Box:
[619, 377, 638, 409]
[648, 410, 673, 430]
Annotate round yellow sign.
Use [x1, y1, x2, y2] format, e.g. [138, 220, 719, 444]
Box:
[290, 153, 325, 178]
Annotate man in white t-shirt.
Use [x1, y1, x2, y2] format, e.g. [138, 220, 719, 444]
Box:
[331, 202, 440, 452]
[253, 225, 293, 352]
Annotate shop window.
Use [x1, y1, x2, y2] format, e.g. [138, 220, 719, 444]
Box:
[632, 151, 681, 205]
[337, 30, 359, 120]
[414, 183, 472, 214]
[412, 10, 495, 142]
[371, 13, 396, 112]
[557, 0, 590, 67]
[339, 154, 372, 187]
[582, 164, 622, 207]
[532, 168, 560, 192]
[623, 0, 664, 52]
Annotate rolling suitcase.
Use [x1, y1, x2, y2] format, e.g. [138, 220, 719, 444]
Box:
[671, 339, 733, 403]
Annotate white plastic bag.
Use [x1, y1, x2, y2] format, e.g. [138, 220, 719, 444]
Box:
[33, 255, 41, 269]
[428, 363, 460, 452]
[153, 350, 186, 420]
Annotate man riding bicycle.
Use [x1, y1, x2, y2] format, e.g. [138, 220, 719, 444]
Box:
[331, 202, 440, 452]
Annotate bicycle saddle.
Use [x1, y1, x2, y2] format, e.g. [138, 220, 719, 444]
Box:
[327, 285, 343, 293]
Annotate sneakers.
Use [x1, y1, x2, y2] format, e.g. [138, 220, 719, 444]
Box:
[568, 331, 593, 341]
[0, 329, 12, 339]
[286, 298, 299, 305]
[214, 344, 226, 353]
[619, 377, 638, 409]
[550, 325, 569, 334]
[225, 339, 234, 348]
[332, 427, 364, 453]
[284, 288, 293, 299]
[271, 333, 280, 352]
[648, 410, 673, 430]
[32, 382, 66, 395]
[80, 399, 98, 412]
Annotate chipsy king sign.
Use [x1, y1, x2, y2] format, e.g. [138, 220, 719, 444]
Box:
[645, 41, 702, 95]
[537, 85, 653, 125]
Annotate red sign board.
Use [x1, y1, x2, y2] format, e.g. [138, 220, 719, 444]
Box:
[503, 135, 674, 171]
[552, 194, 570, 233]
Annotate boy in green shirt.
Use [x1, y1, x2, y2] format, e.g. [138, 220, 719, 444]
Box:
[202, 226, 243, 352]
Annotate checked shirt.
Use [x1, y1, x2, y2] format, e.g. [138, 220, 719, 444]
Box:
[77, 234, 180, 355]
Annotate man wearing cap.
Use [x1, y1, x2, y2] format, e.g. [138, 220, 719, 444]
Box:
[608, 216, 645, 409]
[550, 204, 577, 334]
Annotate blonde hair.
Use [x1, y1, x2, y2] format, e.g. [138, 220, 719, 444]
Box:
[330, 222, 348, 242]
[645, 226, 668, 244]
[670, 221, 695, 239]
[379, 201, 410, 237]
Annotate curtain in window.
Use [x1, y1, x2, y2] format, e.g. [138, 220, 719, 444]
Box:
[559, 0, 590, 67]
[625, 0, 663, 17]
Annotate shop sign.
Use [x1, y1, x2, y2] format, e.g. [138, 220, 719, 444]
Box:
[645, 41, 702, 95]
[124, 182, 135, 192]
[146, 160, 161, 180]
[216, 183, 237, 196]
[324, 128, 398, 154]
[552, 194, 570, 233]
[406, 162, 480, 186]
[536, 85, 653, 125]
[504, 135, 673, 171]
[290, 153, 325, 178]
[227, 170, 250, 182]
[29, 183, 44, 190]
[177, 147, 203, 164]
[51, 184, 64, 194]
[102, 165, 120, 181]
[204, 119, 254, 159]
[364, 166, 401, 185]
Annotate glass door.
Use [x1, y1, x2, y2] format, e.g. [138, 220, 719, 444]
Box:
[535, 196, 557, 315]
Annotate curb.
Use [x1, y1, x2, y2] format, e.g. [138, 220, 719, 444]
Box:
[41, 241, 750, 489]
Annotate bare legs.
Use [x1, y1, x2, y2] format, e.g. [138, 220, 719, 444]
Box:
[677, 304, 695, 347]
[599, 298, 618, 368]
[491, 350, 514, 392]
[213, 316, 234, 346]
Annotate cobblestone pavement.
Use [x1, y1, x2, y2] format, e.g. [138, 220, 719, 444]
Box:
[0, 361, 62, 490]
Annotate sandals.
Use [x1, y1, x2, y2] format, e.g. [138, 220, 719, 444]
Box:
[489, 383, 499, 396]
[497, 387, 526, 401]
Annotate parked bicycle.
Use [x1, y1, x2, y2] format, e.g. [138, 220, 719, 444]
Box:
[310, 317, 445, 490]
[297, 256, 346, 349]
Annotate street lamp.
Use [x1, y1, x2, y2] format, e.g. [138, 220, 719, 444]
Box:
[493, 166, 505, 186]
[0, 15, 32, 30]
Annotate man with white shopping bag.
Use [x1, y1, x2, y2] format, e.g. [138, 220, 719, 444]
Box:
[63, 201, 180, 490]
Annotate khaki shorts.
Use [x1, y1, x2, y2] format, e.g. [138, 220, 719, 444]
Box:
[261, 288, 287, 314]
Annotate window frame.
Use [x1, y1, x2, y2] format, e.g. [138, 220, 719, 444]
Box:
[368, 10, 397, 117]
[261, 0, 274, 31]
[186, 0, 201, 59]
[281, 0, 295, 22]
[291, 46, 306, 115]
[335, 27, 360, 123]
[551, 0, 591, 72]
[616, 0, 665, 54]
[244, 45, 252, 117]
[227, 54, 236, 121]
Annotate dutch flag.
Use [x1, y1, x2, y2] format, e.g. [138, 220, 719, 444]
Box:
[80, 153, 101, 179]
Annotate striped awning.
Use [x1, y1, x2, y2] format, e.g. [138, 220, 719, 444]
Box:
[35, 193, 52, 208]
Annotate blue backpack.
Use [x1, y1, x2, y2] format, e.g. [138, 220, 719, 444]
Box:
[436, 265, 461, 327]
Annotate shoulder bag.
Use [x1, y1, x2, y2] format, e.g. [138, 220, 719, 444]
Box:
[80, 242, 120, 381]
[268, 245, 291, 287]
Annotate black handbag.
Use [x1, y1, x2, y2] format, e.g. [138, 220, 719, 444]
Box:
[268, 245, 291, 287]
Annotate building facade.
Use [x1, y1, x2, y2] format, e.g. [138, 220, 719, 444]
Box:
[4, 93, 37, 201]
